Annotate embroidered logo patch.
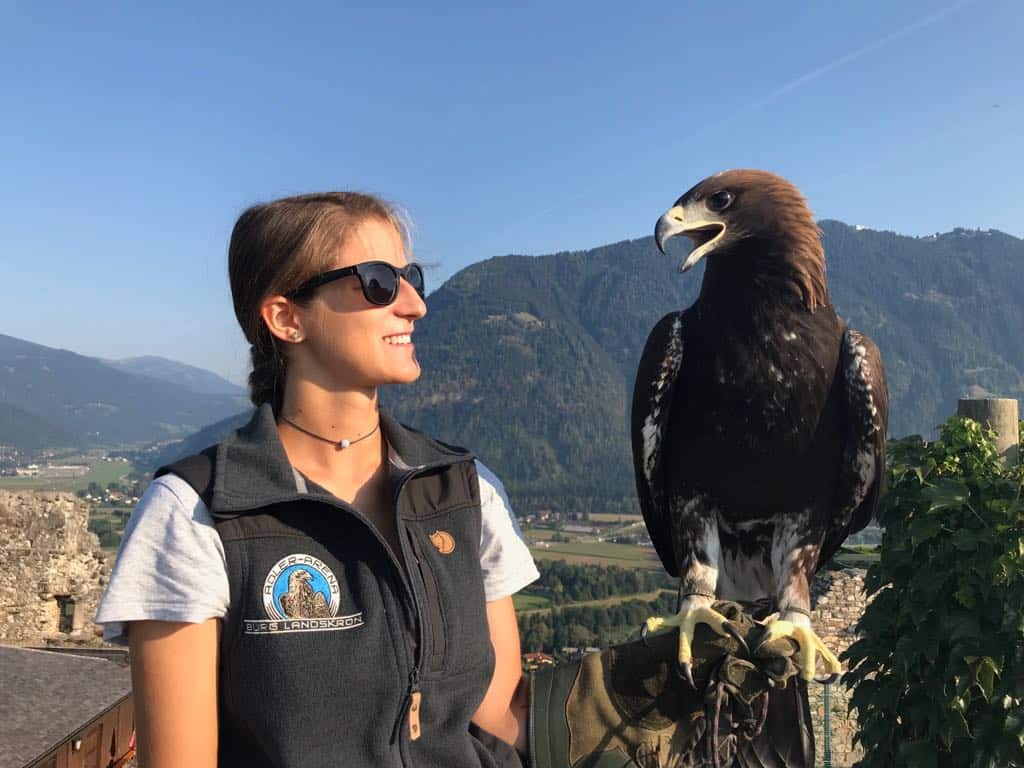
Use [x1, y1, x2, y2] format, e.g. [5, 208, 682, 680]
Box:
[244, 553, 364, 635]
[429, 530, 455, 555]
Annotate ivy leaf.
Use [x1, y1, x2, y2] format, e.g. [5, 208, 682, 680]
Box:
[953, 530, 984, 552]
[1002, 712, 1024, 746]
[948, 613, 982, 642]
[942, 707, 972, 744]
[976, 657, 999, 700]
[910, 514, 944, 547]
[954, 585, 976, 608]
[898, 739, 938, 764]
[923, 479, 970, 513]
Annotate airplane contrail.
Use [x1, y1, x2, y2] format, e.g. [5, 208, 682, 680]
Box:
[468, 0, 980, 256]
[731, 0, 977, 121]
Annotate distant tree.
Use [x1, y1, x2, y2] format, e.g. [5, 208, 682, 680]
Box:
[88, 517, 112, 538]
[564, 623, 594, 647]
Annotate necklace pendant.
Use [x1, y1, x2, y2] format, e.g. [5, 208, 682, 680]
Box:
[337, 439, 350, 450]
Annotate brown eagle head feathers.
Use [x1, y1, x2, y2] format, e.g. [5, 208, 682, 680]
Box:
[654, 169, 828, 310]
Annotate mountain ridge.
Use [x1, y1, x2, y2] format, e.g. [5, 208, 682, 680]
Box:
[8, 220, 1023, 515]
[104, 355, 244, 396]
[382, 219, 1024, 511]
[0, 334, 249, 448]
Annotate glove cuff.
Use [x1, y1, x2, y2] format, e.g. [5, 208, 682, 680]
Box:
[529, 662, 580, 768]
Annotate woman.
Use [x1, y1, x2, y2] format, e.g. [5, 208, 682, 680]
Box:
[95, 192, 539, 767]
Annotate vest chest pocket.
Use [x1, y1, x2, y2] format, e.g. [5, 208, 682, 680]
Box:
[407, 513, 491, 676]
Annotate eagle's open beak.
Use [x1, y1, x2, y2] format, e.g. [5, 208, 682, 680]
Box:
[655, 205, 726, 273]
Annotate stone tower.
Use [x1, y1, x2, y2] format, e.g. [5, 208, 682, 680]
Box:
[0, 491, 112, 645]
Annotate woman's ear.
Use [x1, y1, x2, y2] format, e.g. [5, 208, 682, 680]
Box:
[260, 296, 305, 344]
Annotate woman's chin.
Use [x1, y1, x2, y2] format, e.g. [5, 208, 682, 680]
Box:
[386, 362, 422, 385]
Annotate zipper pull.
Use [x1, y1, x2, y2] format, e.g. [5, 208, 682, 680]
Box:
[408, 690, 422, 741]
[391, 669, 423, 744]
[407, 668, 422, 742]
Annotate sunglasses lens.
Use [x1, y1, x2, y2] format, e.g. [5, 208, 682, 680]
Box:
[406, 264, 425, 297]
[360, 264, 400, 305]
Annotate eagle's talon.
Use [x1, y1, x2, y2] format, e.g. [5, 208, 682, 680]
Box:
[757, 619, 843, 682]
[676, 660, 696, 689]
[644, 604, 738, 689]
[641, 616, 666, 647]
[723, 621, 749, 656]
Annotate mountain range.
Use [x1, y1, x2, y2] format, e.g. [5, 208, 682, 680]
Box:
[104, 356, 244, 396]
[0, 335, 248, 449]
[5, 221, 1022, 513]
[381, 221, 1024, 512]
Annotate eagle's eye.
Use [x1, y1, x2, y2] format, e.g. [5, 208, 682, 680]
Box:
[706, 190, 734, 212]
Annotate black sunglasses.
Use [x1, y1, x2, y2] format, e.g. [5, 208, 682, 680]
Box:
[287, 261, 425, 306]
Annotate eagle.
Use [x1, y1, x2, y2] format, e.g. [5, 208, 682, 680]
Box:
[631, 169, 888, 687]
[279, 568, 331, 619]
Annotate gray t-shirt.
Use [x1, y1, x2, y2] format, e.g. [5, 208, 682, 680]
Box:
[95, 460, 538, 644]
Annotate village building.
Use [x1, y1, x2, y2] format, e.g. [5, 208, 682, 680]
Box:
[0, 490, 134, 767]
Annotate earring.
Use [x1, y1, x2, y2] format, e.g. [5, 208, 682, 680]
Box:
[290, 330, 302, 342]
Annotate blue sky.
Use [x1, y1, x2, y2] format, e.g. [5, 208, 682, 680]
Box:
[2, 0, 1020, 384]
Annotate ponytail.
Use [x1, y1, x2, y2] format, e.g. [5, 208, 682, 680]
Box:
[248, 329, 286, 414]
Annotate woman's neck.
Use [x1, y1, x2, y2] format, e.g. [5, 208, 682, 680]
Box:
[276, 382, 385, 484]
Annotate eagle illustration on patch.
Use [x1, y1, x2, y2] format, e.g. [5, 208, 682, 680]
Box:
[267, 561, 337, 620]
[244, 553, 364, 635]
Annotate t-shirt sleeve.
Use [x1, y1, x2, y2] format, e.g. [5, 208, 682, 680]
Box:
[475, 460, 540, 602]
[93, 474, 230, 645]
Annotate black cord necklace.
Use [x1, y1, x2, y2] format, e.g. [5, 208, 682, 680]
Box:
[279, 415, 380, 450]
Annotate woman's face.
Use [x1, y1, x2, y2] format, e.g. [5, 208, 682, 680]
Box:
[297, 217, 427, 391]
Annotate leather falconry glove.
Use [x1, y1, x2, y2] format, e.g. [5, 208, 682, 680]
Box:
[528, 601, 814, 768]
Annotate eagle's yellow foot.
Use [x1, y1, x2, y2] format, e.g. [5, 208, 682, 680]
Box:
[754, 619, 842, 683]
[640, 605, 749, 688]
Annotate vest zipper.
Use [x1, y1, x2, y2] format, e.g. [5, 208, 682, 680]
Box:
[296, 458, 468, 752]
[294, 484, 427, 753]
[387, 463, 449, 748]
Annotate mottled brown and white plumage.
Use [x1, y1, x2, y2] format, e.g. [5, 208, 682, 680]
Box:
[279, 568, 331, 619]
[632, 171, 888, 706]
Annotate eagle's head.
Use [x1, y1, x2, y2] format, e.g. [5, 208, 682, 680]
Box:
[289, 569, 312, 589]
[655, 169, 827, 308]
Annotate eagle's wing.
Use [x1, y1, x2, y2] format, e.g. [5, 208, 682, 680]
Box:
[279, 592, 294, 618]
[630, 311, 686, 576]
[820, 328, 889, 566]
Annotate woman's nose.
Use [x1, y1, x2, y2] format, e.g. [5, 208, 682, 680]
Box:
[395, 276, 427, 319]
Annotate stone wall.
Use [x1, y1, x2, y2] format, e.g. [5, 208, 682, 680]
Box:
[808, 567, 870, 767]
[0, 491, 111, 645]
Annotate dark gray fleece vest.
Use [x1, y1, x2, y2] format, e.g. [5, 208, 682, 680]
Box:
[160, 405, 503, 768]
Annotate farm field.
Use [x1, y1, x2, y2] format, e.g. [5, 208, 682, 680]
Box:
[0, 459, 135, 492]
[512, 593, 552, 611]
[586, 512, 643, 524]
[515, 588, 673, 615]
[529, 541, 663, 570]
[525, 529, 560, 541]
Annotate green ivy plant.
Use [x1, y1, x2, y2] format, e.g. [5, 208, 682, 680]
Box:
[843, 417, 1024, 767]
